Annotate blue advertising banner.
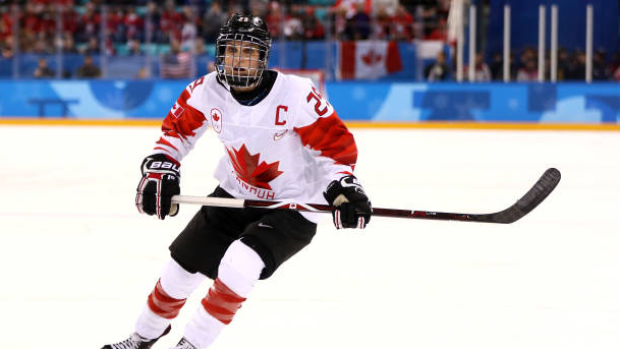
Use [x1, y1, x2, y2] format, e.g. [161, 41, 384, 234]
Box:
[1, 80, 619, 123]
[329, 82, 620, 123]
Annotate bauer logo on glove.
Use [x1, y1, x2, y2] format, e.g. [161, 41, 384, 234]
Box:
[147, 160, 180, 172]
[135, 154, 181, 220]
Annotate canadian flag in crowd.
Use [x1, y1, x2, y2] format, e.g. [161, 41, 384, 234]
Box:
[338, 41, 403, 80]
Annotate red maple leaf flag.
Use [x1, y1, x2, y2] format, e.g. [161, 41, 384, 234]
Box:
[171, 102, 185, 118]
[361, 49, 382, 66]
[226, 144, 283, 190]
[339, 40, 402, 80]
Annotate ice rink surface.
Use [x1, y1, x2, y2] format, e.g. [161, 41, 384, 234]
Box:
[0, 125, 619, 349]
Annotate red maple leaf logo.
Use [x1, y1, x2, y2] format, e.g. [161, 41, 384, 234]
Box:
[226, 144, 283, 190]
[361, 50, 382, 66]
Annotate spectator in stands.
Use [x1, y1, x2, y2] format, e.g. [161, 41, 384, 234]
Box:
[124, 7, 144, 42]
[557, 47, 570, 81]
[470, 52, 491, 82]
[608, 52, 620, 77]
[39, 5, 57, 42]
[76, 2, 100, 43]
[517, 47, 535, 70]
[417, 0, 440, 38]
[127, 39, 143, 55]
[373, 3, 392, 39]
[160, 38, 194, 78]
[0, 8, 13, 43]
[61, 5, 79, 36]
[425, 17, 446, 41]
[331, 0, 372, 19]
[302, 6, 325, 40]
[33, 57, 54, 78]
[194, 37, 206, 55]
[328, 2, 348, 40]
[374, 0, 399, 16]
[180, 6, 198, 52]
[76, 55, 102, 78]
[592, 49, 610, 81]
[145, 2, 163, 43]
[107, 6, 126, 43]
[249, 0, 268, 17]
[613, 65, 620, 82]
[436, 0, 450, 20]
[516, 59, 538, 81]
[265, 1, 282, 39]
[31, 36, 52, 54]
[160, 0, 183, 43]
[20, 3, 39, 52]
[392, 5, 414, 41]
[21, 3, 40, 41]
[565, 50, 586, 81]
[425, 51, 450, 81]
[1, 35, 14, 59]
[136, 67, 150, 79]
[490, 52, 503, 80]
[62, 33, 79, 54]
[283, 5, 304, 40]
[81, 37, 100, 55]
[345, 2, 371, 40]
[202, 1, 227, 44]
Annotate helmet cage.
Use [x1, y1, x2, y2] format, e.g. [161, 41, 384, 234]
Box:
[215, 32, 271, 88]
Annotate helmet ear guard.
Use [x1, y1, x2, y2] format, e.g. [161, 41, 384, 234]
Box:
[215, 14, 272, 88]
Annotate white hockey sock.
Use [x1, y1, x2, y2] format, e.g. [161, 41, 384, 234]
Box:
[135, 304, 171, 340]
[135, 259, 206, 339]
[183, 306, 227, 348]
[182, 240, 265, 348]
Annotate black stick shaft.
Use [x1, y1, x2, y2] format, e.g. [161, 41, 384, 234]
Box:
[242, 168, 561, 224]
[172, 168, 561, 224]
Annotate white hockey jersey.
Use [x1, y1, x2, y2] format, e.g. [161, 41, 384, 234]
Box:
[152, 71, 358, 223]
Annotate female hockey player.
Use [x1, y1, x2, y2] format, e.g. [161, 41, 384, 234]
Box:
[102, 13, 372, 349]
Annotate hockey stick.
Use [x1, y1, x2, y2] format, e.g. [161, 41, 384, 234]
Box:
[171, 168, 561, 224]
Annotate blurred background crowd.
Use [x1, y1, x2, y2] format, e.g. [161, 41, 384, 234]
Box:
[0, 0, 449, 54]
[0, 0, 618, 81]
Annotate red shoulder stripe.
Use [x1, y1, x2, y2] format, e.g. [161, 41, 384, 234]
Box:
[294, 113, 357, 167]
[162, 89, 206, 139]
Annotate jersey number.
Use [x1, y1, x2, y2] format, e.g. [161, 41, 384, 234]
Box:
[189, 77, 205, 93]
[306, 87, 329, 116]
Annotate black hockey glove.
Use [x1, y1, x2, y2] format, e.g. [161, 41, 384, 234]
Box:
[135, 154, 181, 220]
[323, 175, 372, 229]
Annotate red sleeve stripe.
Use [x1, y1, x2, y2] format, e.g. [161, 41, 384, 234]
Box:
[155, 137, 180, 152]
[294, 113, 357, 167]
[153, 146, 172, 153]
[162, 89, 206, 139]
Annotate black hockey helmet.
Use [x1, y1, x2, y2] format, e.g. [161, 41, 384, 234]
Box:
[215, 13, 272, 88]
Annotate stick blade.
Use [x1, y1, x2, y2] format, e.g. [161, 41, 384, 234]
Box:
[479, 168, 561, 224]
